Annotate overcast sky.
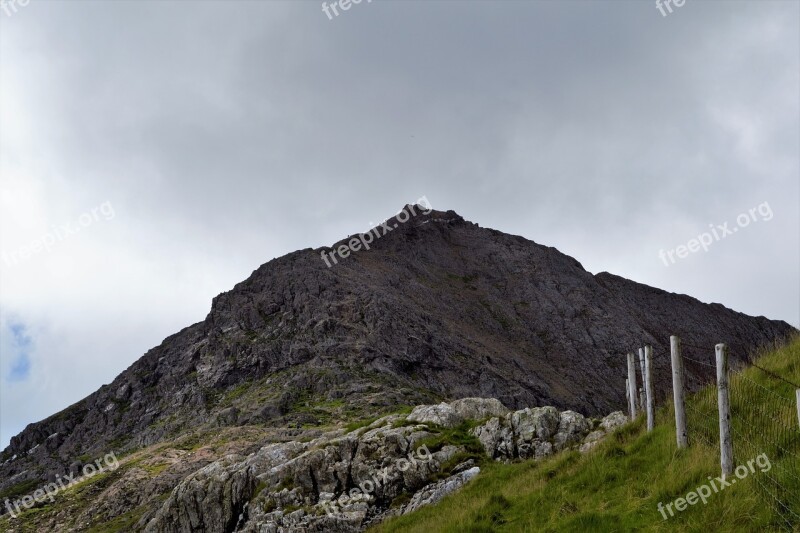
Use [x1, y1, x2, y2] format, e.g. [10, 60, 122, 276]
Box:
[0, 0, 797, 449]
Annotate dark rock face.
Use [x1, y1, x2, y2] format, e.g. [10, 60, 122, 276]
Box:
[1, 206, 795, 494]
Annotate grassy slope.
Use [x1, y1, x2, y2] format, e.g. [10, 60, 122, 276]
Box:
[373, 337, 800, 533]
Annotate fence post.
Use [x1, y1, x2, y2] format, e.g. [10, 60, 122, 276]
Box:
[626, 378, 630, 408]
[645, 345, 654, 432]
[671, 336, 688, 448]
[716, 343, 733, 477]
[796, 389, 800, 431]
[627, 353, 638, 419]
[638, 348, 646, 409]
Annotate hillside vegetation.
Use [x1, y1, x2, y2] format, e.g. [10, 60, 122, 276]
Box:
[373, 336, 800, 532]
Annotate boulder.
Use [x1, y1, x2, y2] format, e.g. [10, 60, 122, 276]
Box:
[407, 402, 461, 428]
[553, 411, 591, 451]
[600, 411, 628, 432]
[450, 398, 509, 421]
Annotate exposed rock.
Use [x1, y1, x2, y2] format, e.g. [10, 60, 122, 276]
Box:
[115, 383, 132, 401]
[471, 406, 603, 461]
[138, 398, 626, 532]
[579, 411, 629, 453]
[601, 411, 628, 432]
[554, 411, 591, 451]
[400, 467, 481, 515]
[407, 398, 508, 428]
[450, 398, 509, 421]
[407, 402, 461, 428]
[579, 431, 606, 453]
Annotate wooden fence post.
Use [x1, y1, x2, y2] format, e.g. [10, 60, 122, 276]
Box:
[638, 348, 646, 409]
[716, 343, 733, 477]
[671, 336, 688, 448]
[626, 378, 630, 407]
[627, 353, 638, 419]
[796, 389, 800, 431]
[645, 345, 654, 432]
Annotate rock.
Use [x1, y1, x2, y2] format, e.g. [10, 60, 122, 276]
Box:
[215, 407, 239, 427]
[115, 383, 132, 401]
[512, 406, 561, 459]
[553, 411, 591, 451]
[512, 407, 560, 442]
[579, 430, 606, 453]
[68, 461, 84, 477]
[471, 416, 507, 458]
[450, 398, 509, 421]
[406, 398, 510, 430]
[600, 411, 628, 432]
[407, 403, 461, 428]
[577, 411, 629, 453]
[401, 467, 481, 515]
[471, 405, 595, 461]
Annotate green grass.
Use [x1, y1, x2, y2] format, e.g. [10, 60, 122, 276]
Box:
[84, 504, 149, 533]
[0, 478, 40, 500]
[372, 336, 800, 532]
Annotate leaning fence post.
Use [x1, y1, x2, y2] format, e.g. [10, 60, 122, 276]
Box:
[716, 343, 733, 477]
[627, 353, 638, 419]
[671, 336, 688, 448]
[645, 345, 654, 432]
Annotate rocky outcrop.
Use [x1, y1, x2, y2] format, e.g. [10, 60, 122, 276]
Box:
[142, 399, 627, 532]
[472, 408, 628, 461]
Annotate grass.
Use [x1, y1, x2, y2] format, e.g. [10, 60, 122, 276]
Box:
[84, 504, 149, 533]
[345, 416, 384, 433]
[372, 336, 800, 532]
[0, 479, 40, 501]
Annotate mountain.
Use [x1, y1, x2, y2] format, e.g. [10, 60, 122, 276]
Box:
[1, 206, 794, 519]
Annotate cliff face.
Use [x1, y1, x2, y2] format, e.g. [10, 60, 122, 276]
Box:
[1, 206, 794, 494]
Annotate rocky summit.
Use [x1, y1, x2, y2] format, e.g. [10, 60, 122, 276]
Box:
[0, 206, 795, 531]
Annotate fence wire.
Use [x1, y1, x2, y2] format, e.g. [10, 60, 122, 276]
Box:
[670, 344, 718, 449]
[624, 340, 800, 530]
[728, 360, 800, 530]
[677, 343, 800, 530]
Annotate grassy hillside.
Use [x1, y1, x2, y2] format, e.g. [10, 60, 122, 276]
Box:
[373, 336, 800, 532]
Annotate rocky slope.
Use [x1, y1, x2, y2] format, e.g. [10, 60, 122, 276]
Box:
[138, 398, 626, 533]
[1, 205, 795, 525]
[0, 397, 625, 532]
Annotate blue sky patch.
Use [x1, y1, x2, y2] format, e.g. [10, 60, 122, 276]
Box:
[6, 322, 32, 382]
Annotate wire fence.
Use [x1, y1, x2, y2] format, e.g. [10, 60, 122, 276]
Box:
[679, 343, 719, 449]
[624, 338, 800, 530]
[728, 362, 800, 529]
